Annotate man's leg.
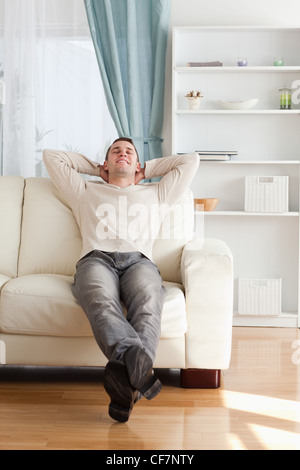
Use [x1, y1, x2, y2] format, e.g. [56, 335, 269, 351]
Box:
[71, 251, 144, 361]
[120, 254, 165, 362]
[71, 251, 143, 422]
[119, 253, 165, 399]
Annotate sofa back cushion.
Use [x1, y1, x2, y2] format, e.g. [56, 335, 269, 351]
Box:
[153, 190, 194, 283]
[18, 178, 82, 276]
[18, 178, 194, 283]
[0, 176, 25, 278]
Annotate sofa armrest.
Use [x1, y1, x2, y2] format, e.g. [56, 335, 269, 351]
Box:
[181, 238, 233, 370]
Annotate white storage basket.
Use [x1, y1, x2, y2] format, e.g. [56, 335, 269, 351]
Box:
[244, 176, 289, 212]
[238, 278, 282, 316]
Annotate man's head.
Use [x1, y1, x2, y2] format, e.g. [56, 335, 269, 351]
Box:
[103, 137, 141, 184]
[105, 137, 139, 162]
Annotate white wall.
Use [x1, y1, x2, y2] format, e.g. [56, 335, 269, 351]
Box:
[162, 0, 300, 155]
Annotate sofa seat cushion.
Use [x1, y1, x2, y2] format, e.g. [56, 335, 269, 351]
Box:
[0, 274, 88, 337]
[0, 275, 187, 339]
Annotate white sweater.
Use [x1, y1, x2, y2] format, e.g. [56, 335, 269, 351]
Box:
[43, 150, 199, 261]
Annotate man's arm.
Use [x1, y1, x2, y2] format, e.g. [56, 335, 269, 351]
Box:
[43, 149, 101, 214]
[134, 166, 146, 185]
[144, 153, 199, 205]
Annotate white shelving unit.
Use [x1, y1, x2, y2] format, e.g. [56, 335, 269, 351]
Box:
[172, 26, 300, 328]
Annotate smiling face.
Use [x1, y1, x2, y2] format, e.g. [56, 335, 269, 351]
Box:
[104, 139, 141, 181]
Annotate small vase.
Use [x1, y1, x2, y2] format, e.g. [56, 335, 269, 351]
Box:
[187, 97, 201, 110]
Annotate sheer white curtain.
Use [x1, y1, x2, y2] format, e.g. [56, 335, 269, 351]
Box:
[0, 0, 117, 176]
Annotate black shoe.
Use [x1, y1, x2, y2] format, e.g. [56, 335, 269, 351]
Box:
[124, 346, 162, 400]
[104, 360, 138, 423]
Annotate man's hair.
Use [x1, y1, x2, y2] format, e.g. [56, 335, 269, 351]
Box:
[105, 137, 139, 162]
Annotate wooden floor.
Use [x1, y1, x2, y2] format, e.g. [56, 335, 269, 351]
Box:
[0, 327, 300, 450]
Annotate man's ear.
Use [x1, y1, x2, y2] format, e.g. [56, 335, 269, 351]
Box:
[135, 162, 141, 173]
[103, 160, 109, 171]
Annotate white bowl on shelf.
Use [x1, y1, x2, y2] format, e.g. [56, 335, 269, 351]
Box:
[218, 98, 259, 110]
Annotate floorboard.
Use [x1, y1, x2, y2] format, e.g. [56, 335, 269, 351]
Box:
[0, 327, 299, 450]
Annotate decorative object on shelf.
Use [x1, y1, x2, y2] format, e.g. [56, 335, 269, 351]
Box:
[238, 278, 282, 316]
[187, 61, 223, 67]
[185, 90, 203, 110]
[218, 98, 259, 110]
[237, 57, 248, 66]
[194, 198, 219, 211]
[273, 57, 284, 66]
[244, 176, 289, 213]
[279, 87, 292, 109]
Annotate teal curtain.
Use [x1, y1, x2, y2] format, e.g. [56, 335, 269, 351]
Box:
[84, 0, 170, 165]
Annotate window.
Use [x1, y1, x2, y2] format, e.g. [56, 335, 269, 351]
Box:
[35, 35, 118, 176]
[0, 0, 118, 176]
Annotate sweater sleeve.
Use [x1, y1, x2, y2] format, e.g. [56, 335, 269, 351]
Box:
[144, 153, 199, 206]
[43, 149, 100, 217]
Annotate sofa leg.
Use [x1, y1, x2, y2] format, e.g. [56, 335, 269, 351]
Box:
[180, 368, 221, 389]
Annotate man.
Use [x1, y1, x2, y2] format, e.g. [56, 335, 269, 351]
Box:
[43, 138, 198, 422]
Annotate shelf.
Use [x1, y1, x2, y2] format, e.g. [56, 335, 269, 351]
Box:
[174, 26, 300, 327]
[175, 66, 300, 73]
[195, 211, 299, 217]
[174, 26, 300, 32]
[176, 109, 300, 115]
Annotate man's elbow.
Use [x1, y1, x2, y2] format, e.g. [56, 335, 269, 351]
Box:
[43, 149, 60, 165]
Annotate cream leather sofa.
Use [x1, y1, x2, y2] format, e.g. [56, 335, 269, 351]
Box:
[0, 176, 233, 388]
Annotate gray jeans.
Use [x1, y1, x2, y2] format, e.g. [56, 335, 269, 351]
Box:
[71, 250, 165, 363]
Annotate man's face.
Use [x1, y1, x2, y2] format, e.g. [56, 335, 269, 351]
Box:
[104, 140, 141, 178]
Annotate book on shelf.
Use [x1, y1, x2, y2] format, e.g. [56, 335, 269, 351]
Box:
[195, 150, 238, 161]
[177, 151, 238, 161]
[186, 61, 223, 67]
[199, 154, 231, 161]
